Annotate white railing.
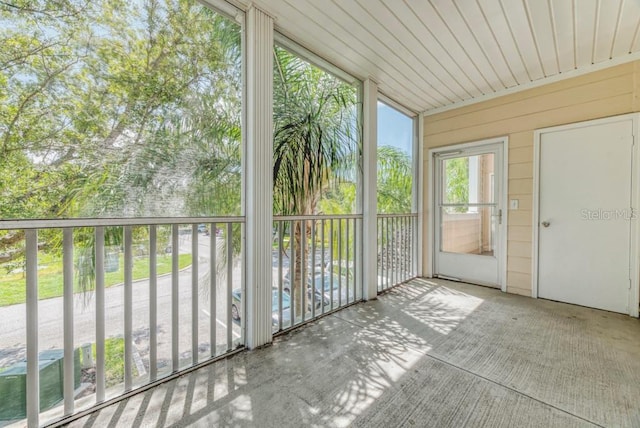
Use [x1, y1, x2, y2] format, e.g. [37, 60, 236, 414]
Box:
[0, 212, 416, 426]
[272, 215, 362, 333]
[0, 217, 244, 427]
[377, 213, 418, 292]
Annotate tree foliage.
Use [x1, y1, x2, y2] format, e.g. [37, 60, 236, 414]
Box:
[1, 0, 242, 219]
[0, 0, 414, 305]
[377, 145, 412, 213]
[0, 0, 242, 265]
[272, 46, 359, 314]
[273, 46, 359, 216]
[444, 157, 469, 212]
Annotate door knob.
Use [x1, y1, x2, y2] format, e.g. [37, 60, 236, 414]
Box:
[541, 221, 550, 228]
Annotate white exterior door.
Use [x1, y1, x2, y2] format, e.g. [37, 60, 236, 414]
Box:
[537, 118, 635, 314]
[434, 141, 505, 287]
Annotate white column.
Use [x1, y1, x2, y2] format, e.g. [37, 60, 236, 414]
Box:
[245, 5, 274, 348]
[417, 112, 425, 277]
[363, 78, 378, 300]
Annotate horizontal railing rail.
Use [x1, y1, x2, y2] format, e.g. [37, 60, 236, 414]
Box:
[272, 215, 363, 333]
[377, 213, 418, 293]
[0, 217, 244, 427]
[0, 216, 245, 230]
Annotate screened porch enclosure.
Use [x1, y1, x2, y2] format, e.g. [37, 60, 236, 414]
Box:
[0, 1, 418, 426]
[5, 0, 638, 426]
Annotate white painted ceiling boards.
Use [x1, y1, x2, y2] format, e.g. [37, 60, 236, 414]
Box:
[235, 0, 640, 114]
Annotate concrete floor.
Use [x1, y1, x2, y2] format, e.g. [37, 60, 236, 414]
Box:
[66, 278, 640, 428]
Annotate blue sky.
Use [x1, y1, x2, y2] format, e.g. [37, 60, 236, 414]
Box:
[377, 101, 414, 157]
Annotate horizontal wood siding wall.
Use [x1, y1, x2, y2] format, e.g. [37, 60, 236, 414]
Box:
[424, 61, 640, 296]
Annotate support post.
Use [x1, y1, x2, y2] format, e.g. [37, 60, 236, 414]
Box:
[417, 112, 424, 277]
[245, 5, 274, 348]
[363, 78, 378, 300]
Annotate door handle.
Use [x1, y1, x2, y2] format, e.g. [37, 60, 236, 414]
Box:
[541, 221, 550, 228]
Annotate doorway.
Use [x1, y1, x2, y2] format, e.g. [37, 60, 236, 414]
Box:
[533, 114, 640, 316]
[432, 138, 508, 288]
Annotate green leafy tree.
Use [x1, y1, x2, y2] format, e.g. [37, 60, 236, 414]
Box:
[0, 0, 242, 287]
[273, 46, 358, 314]
[377, 145, 412, 214]
[444, 157, 469, 212]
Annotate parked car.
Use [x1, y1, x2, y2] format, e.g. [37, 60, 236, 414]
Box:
[197, 224, 209, 234]
[232, 288, 292, 326]
[310, 273, 349, 306]
[282, 273, 331, 310]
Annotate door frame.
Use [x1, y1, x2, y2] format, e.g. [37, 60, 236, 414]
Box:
[532, 113, 640, 317]
[428, 136, 509, 292]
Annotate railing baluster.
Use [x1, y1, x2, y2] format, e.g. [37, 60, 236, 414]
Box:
[346, 218, 350, 304]
[376, 218, 380, 293]
[400, 217, 404, 282]
[149, 226, 157, 382]
[226, 223, 233, 350]
[95, 227, 106, 401]
[411, 216, 416, 278]
[63, 228, 75, 414]
[353, 218, 358, 301]
[320, 220, 325, 315]
[406, 216, 410, 281]
[338, 219, 342, 307]
[404, 216, 408, 281]
[278, 221, 284, 331]
[192, 224, 199, 365]
[380, 218, 385, 291]
[311, 220, 316, 318]
[413, 216, 417, 277]
[398, 217, 402, 283]
[300, 219, 306, 322]
[389, 217, 392, 288]
[240, 222, 245, 344]
[389, 218, 393, 287]
[26, 230, 39, 428]
[394, 217, 398, 285]
[396, 217, 400, 286]
[210, 223, 217, 357]
[404, 217, 408, 280]
[393, 217, 396, 286]
[171, 225, 179, 372]
[398, 216, 404, 284]
[379, 217, 383, 292]
[290, 220, 295, 326]
[329, 219, 334, 312]
[124, 226, 133, 390]
[406, 216, 410, 280]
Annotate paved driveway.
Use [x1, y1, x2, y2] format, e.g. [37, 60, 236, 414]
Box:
[0, 234, 242, 371]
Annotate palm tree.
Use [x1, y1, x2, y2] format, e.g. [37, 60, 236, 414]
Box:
[376, 145, 412, 214]
[272, 46, 358, 315]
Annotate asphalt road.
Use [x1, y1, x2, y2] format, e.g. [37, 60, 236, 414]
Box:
[0, 234, 243, 370]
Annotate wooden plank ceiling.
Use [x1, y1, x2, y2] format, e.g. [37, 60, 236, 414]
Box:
[237, 0, 640, 115]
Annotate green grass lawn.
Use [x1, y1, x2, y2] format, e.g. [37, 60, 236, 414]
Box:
[90, 337, 138, 388]
[0, 253, 191, 307]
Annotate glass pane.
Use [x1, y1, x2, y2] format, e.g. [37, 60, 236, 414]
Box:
[0, 1, 242, 219]
[442, 154, 495, 205]
[377, 102, 414, 214]
[441, 206, 495, 256]
[273, 45, 359, 216]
